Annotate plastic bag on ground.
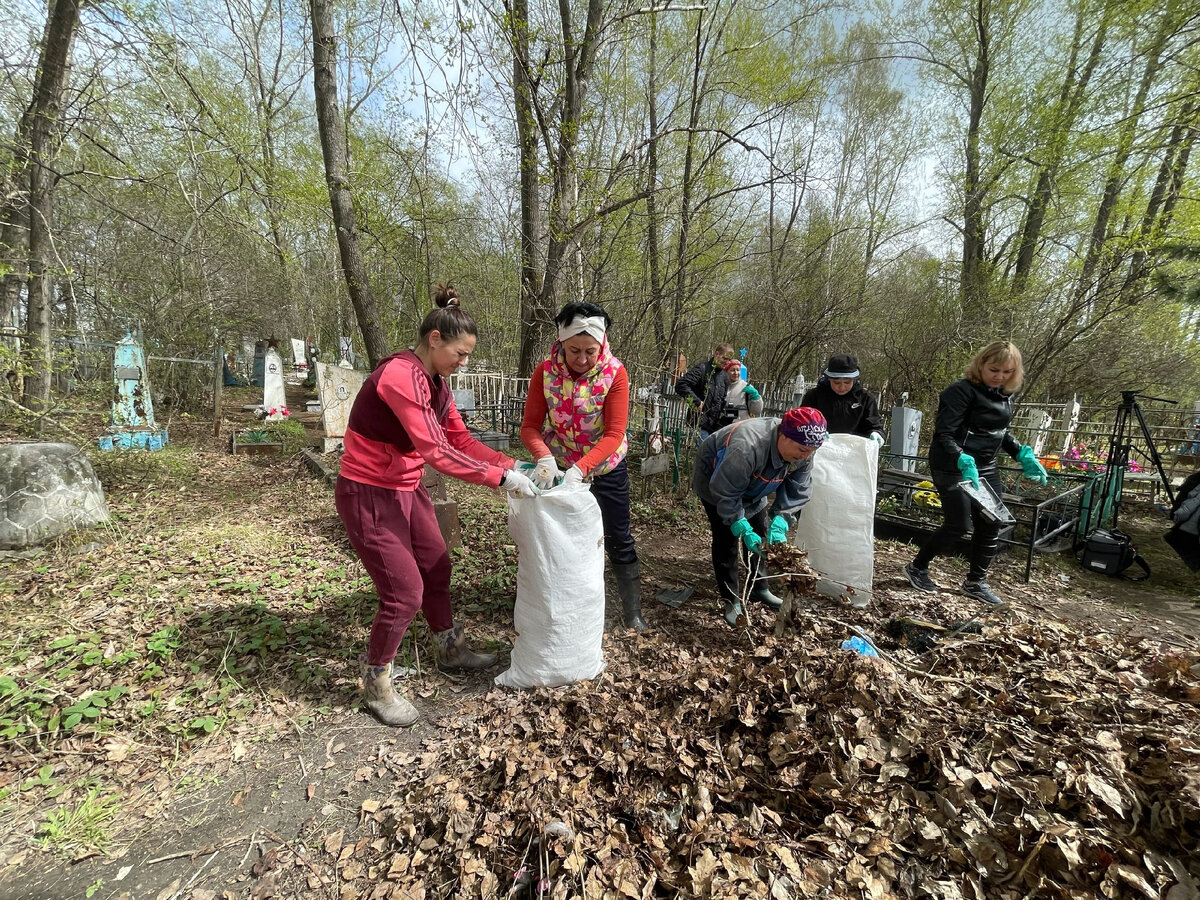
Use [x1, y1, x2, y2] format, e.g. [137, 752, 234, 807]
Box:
[495, 483, 606, 689]
[792, 432, 879, 597]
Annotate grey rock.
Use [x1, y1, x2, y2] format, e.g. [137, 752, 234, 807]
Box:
[0, 443, 110, 550]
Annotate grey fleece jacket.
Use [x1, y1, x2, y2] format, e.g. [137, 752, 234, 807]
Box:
[691, 417, 813, 527]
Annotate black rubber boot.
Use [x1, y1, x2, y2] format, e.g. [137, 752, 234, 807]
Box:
[613, 561, 648, 632]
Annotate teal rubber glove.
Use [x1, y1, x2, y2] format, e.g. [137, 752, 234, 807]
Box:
[767, 514, 789, 545]
[1016, 445, 1048, 484]
[730, 517, 763, 554]
[869, 432, 884, 447]
[957, 452, 980, 489]
[743, 384, 761, 402]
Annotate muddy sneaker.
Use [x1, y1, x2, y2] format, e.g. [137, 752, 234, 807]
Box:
[962, 580, 1004, 605]
[904, 562, 939, 593]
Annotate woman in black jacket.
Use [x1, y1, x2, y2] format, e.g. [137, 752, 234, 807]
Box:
[800, 354, 884, 444]
[903, 341, 1048, 605]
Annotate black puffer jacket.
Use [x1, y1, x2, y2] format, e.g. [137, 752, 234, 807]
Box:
[800, 379, 883, 438]
[929, 378, 1022, 474]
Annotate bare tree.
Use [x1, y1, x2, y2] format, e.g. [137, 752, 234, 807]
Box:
[309, 0, 387, 368]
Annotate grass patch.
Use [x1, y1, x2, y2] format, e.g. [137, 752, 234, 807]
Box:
[35, 786, 121, 855]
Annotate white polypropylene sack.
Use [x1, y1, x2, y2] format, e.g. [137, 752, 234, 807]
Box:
[495, 484, 606, 689]
[792, 433, 879, 596]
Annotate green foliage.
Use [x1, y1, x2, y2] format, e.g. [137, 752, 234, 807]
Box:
[35, 787, 120, 855]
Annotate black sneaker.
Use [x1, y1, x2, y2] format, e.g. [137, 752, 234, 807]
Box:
[904, 562, 939, 593]
[962, 580, 1005, 605]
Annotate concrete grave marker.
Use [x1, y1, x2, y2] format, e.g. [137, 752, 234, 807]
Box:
[262, 348, 288, 420]
[338, 336, 355, 368]
[99, 330, 168, 450]
[316, 361, 366, 451]
[290, 338, 306, 367]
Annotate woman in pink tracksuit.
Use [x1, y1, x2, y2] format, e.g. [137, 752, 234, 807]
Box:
[336, 284, 539, 726]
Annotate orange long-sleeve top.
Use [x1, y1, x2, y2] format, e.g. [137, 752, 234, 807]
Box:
[520, 362, 630, 477]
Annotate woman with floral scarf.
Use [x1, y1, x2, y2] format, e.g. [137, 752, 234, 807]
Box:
[520, 302, 647, 632]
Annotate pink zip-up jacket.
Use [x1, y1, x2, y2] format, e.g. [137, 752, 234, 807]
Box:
[339, 350, 514, 490]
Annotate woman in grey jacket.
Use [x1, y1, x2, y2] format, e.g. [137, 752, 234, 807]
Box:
[692, 408, 827, 625]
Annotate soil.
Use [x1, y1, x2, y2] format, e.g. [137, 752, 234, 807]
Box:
[0, 379, 1196, 900]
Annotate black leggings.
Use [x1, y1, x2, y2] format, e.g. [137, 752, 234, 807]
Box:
[701, 502, 768, 604]
[589, 460, 637, 566]
[913, 465, 1003, 582]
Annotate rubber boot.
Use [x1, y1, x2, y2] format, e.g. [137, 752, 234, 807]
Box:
[746, 556, 783, 609]
[359, 656, 419, 727]
[613, 561, 648, 632]
[432, 625, 498, 671]
[723, 600, 744, 627]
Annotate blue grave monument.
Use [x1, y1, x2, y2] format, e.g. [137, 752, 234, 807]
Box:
[98, 330, 168, 450]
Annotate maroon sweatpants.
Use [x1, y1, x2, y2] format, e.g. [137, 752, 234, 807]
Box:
[335, 476, 453, 665]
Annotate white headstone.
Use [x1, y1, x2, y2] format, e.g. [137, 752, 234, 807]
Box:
[290, 338, 306, 366]
[316, 361, 367, 452]
[262, 348, 288, 419]
[1029, 408, 1055, 457]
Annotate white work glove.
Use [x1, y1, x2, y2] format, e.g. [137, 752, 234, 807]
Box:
[500, 469, 540, 498]
[562, 465, 584, 485]
[532, 455, 561, 490]
[869, 433, 885, 447]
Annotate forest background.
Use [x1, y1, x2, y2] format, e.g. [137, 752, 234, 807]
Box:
[3, 0, 1200, 418]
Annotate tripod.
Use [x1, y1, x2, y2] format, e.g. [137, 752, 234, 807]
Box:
[1097, 391, 1177, 529]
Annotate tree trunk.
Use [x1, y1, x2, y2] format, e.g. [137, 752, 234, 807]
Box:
[512, 0, 545, 377]
[960, 0, 990, 312]
[1073, 2, 1173, 310]
[1010, 4, 1108, 293]
[22, 0, 84, 412]
[309, 0, 387, 369]
[645, 9, 666, 353]
[1123, 93, 1198, 293]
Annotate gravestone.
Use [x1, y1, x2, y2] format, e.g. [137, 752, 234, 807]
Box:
[888, 403, 922, 473]
[0, 443, 110, 550]
[251, 341, 266, 387]
[1029, 408, 1055, 457]
[338, 336, 355, 369]
[290, 338, 306, 368]
[262, 348, 288, 420]
[421, 469, 460, 551]
[315, 361, 367, 452]
[98, 330, 168, 451]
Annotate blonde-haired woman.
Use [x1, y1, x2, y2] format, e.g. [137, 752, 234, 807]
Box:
[904, 341, 1047, 605]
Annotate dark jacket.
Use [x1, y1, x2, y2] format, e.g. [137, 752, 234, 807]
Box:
[929, 378, 1021, 474]
[699, 370, 734, 433]
[800, 379, 883, 439]
[675, 358, 721, 407]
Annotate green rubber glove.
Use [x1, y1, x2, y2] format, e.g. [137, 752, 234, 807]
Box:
[957, 452, 980, 489]
[730, 517, 763, 554]
[767, 514, 789, 545]
[1016, 445, 1048, 484]
[743, 384, 761, 402]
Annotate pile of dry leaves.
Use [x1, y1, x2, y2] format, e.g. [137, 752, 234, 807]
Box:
[293, 578, 1200, 900]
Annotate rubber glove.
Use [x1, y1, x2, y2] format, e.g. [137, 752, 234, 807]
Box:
[869, 432, 884, 447]
[730, 518, 763, 554]
[767, 514, 790, 545]
[500, 469, 540, 498]
[957, 452, 980, 489]
[743, 384, 761, 402]
[562, 465, 584, 485]
[532, 455, 560, 490]
[1016, 445, 1048, 484]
